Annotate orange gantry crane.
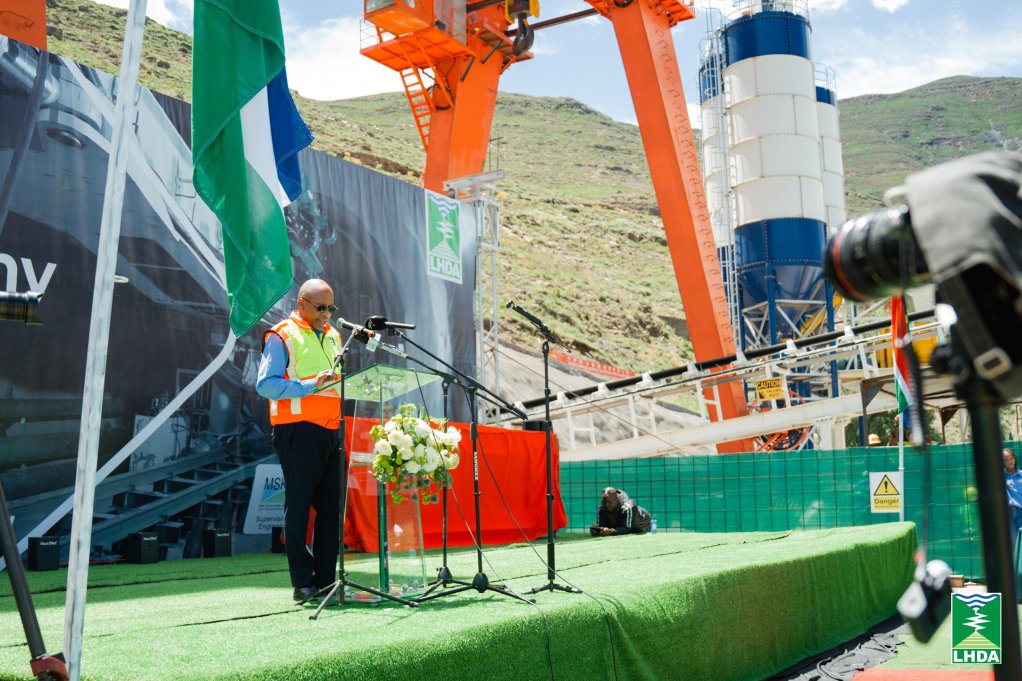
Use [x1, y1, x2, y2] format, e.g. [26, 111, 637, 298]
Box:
[362, 0, 749, 435]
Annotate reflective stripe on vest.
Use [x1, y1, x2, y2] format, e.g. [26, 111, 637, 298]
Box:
[267, 398, 302, 416]
[264, 313, 343, 429]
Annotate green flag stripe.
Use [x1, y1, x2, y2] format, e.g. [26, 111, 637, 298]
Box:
[195, 115, 292, 335]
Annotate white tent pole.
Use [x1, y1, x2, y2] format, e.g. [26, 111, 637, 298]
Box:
[62, 2, 147, 679]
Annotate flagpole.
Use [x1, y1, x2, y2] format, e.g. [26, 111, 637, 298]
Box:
[898, 416, 905, 522]
[892, 294, 910, 523]
[63, 2, 147, 679]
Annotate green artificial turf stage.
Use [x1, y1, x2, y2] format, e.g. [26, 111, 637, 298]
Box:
[0, 524, 915, 681]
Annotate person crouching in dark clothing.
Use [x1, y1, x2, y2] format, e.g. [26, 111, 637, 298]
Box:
[590, 487, 651, 536]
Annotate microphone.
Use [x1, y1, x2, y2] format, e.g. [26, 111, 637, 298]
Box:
[337, 318, 408, 358]
[334, 317, 362, 332]
[335, 318, 379, 351]
[365, 315, 416, 331]
[375, 339, 409, 360]
[505, 300, 548, 333]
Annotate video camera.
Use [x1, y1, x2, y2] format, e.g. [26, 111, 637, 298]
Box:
[824, 151, 1022, 401]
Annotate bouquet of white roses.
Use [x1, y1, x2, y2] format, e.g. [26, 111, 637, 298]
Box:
[369, 403, 462, 504]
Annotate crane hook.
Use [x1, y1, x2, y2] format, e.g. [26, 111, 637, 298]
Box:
[512, 15, 534, 56]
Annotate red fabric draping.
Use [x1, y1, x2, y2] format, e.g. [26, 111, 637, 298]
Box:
[342, 417, 567, 553]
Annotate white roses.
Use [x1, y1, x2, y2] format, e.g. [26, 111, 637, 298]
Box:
[370, 403, 462, 504]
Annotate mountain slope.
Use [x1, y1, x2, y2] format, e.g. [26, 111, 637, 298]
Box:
[838, 76, 1022, 215]
[41, 0, 1022, 374]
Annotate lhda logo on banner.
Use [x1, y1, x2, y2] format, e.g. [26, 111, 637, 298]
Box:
[951, 592, 1001, 664]
[425, 191, 462, 284]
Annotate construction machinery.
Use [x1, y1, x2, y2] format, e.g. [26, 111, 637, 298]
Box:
[361, 0, 749, 434]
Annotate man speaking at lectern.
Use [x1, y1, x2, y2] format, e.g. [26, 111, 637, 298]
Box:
[256, 278, 344, 603]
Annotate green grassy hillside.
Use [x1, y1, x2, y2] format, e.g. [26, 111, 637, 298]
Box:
[839, 76, 1022, 215]
[41, 0, 1022, 371]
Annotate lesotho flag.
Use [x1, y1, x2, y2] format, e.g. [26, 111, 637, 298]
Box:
[192, 0, 313, 337]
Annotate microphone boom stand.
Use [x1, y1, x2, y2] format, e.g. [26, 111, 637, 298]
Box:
[311, 330, 417, 619]
[506, 302, 581, 596]
[388, 329, 534, 605]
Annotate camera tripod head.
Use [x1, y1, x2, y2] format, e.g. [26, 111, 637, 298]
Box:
[897, 559, 952, 644]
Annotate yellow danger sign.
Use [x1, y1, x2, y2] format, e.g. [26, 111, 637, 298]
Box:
[755, 376, 784, 401]
[874, 475, 899, 495]
[869, 471, 903, 513]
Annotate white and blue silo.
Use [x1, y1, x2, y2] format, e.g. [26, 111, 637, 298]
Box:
[815, 63, 846, 234]
[699, 0, 845, 353]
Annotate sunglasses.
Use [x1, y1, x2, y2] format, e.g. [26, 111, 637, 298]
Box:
[300, 298, 337, 314]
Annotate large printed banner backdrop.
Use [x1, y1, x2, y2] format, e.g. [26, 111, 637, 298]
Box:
[0, 37, 500, 542]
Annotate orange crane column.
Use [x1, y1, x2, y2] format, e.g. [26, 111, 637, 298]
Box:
[603, 1, 748, 427]
[421, 7, 510, 192]
[0, 0, 47, 50]
[420, 53, 503, 191]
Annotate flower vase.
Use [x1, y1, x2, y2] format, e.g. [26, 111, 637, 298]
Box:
[383, 481, 427, 596]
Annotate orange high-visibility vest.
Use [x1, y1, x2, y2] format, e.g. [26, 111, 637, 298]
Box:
[263, 312, 343, 429]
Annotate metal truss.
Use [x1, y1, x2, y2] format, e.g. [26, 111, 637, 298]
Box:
[445, 169, 505, 424]
[513, 311, 947, 457]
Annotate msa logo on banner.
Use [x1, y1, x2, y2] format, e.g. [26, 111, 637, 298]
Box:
[952, 592, 1001, 664]
[426, 191, 462, 284]
[242, 464, 286, 534]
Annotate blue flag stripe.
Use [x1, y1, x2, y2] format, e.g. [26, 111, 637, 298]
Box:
[267, 69, 313, 202]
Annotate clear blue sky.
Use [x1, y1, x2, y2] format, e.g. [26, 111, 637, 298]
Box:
[101, 0, 1021, 125]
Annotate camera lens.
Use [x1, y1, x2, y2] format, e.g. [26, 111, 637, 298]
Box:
[823, 204, 929, 302]
[0, 291, 42, 325]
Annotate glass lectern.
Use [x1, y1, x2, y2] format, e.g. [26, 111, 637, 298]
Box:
[342, 362, 440, 601]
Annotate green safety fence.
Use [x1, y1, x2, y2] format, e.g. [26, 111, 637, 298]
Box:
[559, 441, 1011, 581]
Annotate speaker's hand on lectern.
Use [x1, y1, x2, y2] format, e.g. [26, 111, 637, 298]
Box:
[314, 369, 338, 388]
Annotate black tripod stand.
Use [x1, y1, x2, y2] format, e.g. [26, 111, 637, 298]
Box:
[386, 329, 534, 604]
[310, 329, 417, 619]
[903, 327, 1021, 680]
[0, 481, 68, 680]
[505, 302, 581, 595]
